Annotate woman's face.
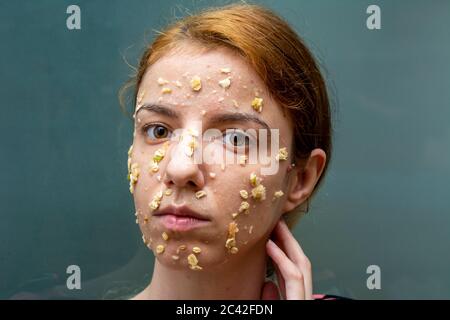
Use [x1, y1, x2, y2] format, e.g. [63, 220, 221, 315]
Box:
[129, 43, 295, 272]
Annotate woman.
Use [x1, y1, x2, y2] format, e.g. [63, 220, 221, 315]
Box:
[121, 3, 332, 300]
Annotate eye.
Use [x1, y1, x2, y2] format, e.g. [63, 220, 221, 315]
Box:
[223, 129, 250, 149]
[144, 124, 172, 141]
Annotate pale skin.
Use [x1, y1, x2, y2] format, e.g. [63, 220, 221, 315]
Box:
[130, 42, 326, 300]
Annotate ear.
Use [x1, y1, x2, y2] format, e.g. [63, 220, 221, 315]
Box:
[282, 148, 327, 213]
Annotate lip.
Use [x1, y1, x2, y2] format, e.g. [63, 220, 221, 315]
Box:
[153, 205, 211, 231]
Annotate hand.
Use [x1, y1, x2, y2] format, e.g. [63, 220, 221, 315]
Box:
[261, 219, 313, 300]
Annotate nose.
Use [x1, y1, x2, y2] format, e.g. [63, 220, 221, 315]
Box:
[162, 142, 205, 190]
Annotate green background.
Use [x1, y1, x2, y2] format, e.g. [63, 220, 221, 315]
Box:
[1, 0, 449, 299]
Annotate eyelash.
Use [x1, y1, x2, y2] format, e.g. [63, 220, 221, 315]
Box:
[140, 123, 254, 150]
[141, 122, 172, 142]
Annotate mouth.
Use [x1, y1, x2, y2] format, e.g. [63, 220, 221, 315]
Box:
[153, 205, 211, 231]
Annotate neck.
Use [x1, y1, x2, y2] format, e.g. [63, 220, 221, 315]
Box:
[137, 239, 268, 300]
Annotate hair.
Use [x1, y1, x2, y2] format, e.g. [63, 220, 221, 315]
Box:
[119, 3, 333, 278]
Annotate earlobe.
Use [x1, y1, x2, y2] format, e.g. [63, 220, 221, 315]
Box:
[282, 149, 327, 213]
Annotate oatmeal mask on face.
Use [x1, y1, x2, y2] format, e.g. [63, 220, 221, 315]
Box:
[129, 58, 292, 272]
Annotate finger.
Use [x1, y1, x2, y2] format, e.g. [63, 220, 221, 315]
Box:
[273, 219, 306, 265]
[266, 239, 305, 300]
[266, 241, 286, 299]
[269, 256, 286, 300]
[261, 280, 280, 300]
[274, 220, 313, 299]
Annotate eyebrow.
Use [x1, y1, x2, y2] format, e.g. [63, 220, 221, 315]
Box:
[136, 103, 271, 131]
[136, 103, 180, 119]
[208, 112, 271, 131]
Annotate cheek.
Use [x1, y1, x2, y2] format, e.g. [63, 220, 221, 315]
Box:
[206, 169, 286, 254]
[230, 175, 285, 248]
[128, 142, 288, 271]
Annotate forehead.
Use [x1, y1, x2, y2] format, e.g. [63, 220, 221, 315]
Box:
[147, 44, 258, 81]
[137, 43, 293, 138]
[142, 45, 263, 99]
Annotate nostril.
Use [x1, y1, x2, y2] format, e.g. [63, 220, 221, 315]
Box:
[187, 181, 197, 188]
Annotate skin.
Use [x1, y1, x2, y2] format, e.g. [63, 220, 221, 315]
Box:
[130, 42, 326, 300]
